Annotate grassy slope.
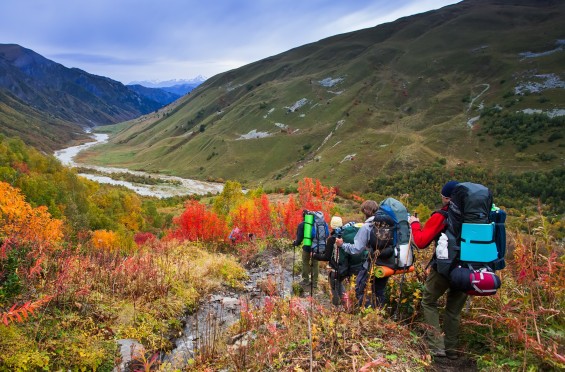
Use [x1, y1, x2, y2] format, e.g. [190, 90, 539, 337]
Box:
[78, 0, 565, 191]
[0, 91, 89, 151]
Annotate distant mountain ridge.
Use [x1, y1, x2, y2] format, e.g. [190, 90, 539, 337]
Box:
[126, 84, 182, 106]
[128, 76, 207, 96]
[0, 44, 164, 127]
[0, 43, 177, 149]
[81, 0, 565, 191]
[129, 76, 207, 88]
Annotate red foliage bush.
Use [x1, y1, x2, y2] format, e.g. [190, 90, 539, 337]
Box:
[167, 200, 229, 242]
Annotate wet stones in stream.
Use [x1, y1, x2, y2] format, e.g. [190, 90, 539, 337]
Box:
[163, 247, 296, 369]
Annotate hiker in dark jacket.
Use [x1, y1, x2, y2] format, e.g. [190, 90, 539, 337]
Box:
[335, 200, 385, 308]
[293, 215, 319, 288]
[409, 180, 465, 360]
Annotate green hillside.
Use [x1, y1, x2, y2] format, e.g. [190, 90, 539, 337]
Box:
[0, 91, 89, 151]
[79, 0, 565, 191]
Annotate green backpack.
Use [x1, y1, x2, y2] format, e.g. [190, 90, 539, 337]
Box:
[331, 222, 369, 277]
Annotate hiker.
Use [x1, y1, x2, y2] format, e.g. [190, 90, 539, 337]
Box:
[313, 216, 347, 305]
[335, 200, 385, 308]
[292, 211, 327, 288]
[408, 180, 464, 360]
[228, 226, 242, 244]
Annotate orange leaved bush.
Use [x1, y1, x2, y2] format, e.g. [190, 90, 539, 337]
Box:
[1, 296, 53, 326]
[228, 194, 275, 239]
[0, 181, 63, 250]
[90, 229, 119, 251]
[297, 178, 336, 220]
[276, 194, 303, 238]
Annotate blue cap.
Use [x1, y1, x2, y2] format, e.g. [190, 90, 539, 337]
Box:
[441, 181, 459, 198]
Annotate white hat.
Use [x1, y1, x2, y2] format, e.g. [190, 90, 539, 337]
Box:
[330, 216, 343, 229]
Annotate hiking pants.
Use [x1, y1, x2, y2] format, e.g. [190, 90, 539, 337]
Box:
[329, 271, 347, 306]
[355, 267, 389, 308]
[301, 250, 319, 284]
[421, 268, 468, 352]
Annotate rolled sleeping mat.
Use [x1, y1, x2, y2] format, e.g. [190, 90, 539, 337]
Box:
[373, 265, 415, 278]
[303, 213, 314, 247]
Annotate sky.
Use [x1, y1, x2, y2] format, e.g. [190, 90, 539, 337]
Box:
[1, 0, 461, 85]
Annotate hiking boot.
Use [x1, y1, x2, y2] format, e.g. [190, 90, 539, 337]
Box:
[446, 350, 459, 360]
[299, 279, 310, 286]
[431, 349, 446, 358]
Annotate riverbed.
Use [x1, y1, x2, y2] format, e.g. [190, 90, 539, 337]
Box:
[54, 132, 223, 197]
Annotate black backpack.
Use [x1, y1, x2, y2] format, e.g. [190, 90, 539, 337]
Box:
[437, 182, 507, 295]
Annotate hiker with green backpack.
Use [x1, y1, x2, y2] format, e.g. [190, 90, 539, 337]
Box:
[312, 216, 345, 305]
[292, 210, 329, 289]
[335, 200, 386, 308]
[312, 216, 367, 306]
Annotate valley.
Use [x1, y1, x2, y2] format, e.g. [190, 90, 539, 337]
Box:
[54, 132, 223, 197]
[0, 1, 563, 371]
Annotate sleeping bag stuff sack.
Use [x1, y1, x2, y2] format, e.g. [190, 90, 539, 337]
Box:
[449, 266, 501, 296]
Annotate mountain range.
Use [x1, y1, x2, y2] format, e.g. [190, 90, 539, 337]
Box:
[1, 0, 564, 191]
[0, 44, 202, 150]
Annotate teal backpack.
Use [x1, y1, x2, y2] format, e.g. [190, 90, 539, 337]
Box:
[331, 222, 368, 277]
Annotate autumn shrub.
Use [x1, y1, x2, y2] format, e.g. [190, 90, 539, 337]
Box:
[297, 177, 336, 218]
[90, 229, 119, 251]
[167, 200, 229, 243]
[216, 295, 429, 371]
[0, 181, 63, 251]
[0, 182, 61, 323]
[134, 231, 157, 246]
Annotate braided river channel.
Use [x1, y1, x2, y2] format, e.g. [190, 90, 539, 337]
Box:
[54, 132, 223, 197]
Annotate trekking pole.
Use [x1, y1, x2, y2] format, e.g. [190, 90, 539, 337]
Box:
[292, 241, 296, 285]
[309, 250, 314, 298]
[334, 237, 340, 305]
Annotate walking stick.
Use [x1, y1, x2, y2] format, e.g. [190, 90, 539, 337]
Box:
[333, 235, 340, 304]
[292, 241, 296, 285]
[309, 251, 314, 298]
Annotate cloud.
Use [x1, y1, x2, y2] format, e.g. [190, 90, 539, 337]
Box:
[1, 0, 461, 84]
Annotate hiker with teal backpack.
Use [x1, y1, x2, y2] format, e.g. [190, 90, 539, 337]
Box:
[410, 181, 507, 360]
[335, 200, 385, 308]
[409, 181, 464, 360]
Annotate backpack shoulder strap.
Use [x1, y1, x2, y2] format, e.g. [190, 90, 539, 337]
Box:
[433, 209, 448, 219]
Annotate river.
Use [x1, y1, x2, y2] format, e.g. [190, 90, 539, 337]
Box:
[54, 132, 223, 197]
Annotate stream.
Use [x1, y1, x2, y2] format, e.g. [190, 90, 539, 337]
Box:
[162, 248, 295, 369]
[54, 132, 223, 197]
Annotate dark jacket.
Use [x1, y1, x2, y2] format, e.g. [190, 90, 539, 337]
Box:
[293, 221, 310, 253]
